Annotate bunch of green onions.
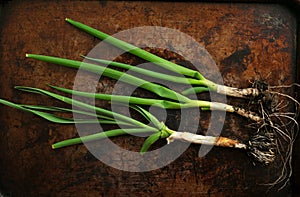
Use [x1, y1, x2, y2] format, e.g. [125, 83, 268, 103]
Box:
[0, 86, 272, 163]
[2, 18, 298, 167]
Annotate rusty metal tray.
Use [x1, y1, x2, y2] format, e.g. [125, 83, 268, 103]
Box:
[0, 1, 299, 196]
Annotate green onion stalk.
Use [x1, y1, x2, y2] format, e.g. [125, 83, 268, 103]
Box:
[26, 54, 262, 123]
[64, 18, 262, 99]
[0, 89, 275, 164]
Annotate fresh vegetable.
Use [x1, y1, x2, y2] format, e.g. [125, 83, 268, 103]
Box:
[0, 87, 275, 164]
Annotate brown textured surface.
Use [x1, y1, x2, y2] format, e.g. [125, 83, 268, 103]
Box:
[0, 1, 298, 196]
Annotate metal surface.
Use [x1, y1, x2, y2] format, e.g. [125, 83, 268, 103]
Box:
[0, 1, 297, 196]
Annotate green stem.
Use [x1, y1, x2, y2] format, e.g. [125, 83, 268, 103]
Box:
[50, 85, 211, 110]
[26, 54, 190, 103]
[66, 18, 263, 98]
[52, 128, 154, 149]
[21, 105, 133, 126]
[15, 86, 156, 130]
[83, 56, 200, 85]
[66, 18, 204, 80]
[50, 85, 184, 109]
[182, 87, 210, 95]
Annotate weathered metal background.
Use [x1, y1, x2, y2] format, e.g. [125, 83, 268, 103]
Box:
[0, 1, 298, 196]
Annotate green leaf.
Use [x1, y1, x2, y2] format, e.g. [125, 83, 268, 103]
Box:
[1, 100, 133, 125]
[201, 107, 211, 111]
[14, 86, 156, 130]
[49, 85, 185, 109]
[182, 87, 209, 95]
[129, 105, 162, 129]
[49, 85, 213, 110]
[140, 132, 161, 154]
[26, 54, 190, 103]
[128, 105, 151, 123]
[83, 55, 200, 85]
[0, 99, 84, 124]
[22, 105, 113, 121]
[52, 128, 155, 149]
[66, 18, 204, 80]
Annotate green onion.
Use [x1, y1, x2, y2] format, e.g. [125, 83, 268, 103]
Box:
[21, 105, 131, 126]
[52, 128, 154, 149]
[26, 54, 190, 103]
[66, 18, 204, 80]
[0, 92, 163, 151]
[26, 54, 263, 122]
[0, 88, 275, 164]
[15, 86, 155, 129]
[65, 18, 271, 98]
[49, 85, 183, 109]
[82, 55, 200, 85]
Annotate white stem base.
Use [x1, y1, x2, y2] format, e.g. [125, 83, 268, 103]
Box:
[209, 102, 262, 122]
[217, 85, 260, 98]
[167, 131, 247, 149]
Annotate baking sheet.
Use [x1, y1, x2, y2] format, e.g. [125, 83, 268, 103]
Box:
[0, 1, 298, 196]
